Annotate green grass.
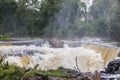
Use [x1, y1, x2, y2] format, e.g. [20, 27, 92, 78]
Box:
[0, 58, 77, 80]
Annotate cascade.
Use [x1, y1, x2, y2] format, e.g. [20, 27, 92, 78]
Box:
[0, 37, 119, 73]
[81, 44, 120, 65]
[0, 45, 103, 72]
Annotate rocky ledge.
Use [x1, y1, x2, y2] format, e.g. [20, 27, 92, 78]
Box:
[22, 57, 120, 80]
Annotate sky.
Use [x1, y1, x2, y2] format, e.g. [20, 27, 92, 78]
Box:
[82, 0, 93, 11]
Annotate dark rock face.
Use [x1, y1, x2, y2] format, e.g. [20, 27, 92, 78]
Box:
[100, 58, 120, 80]
[105, 58, 120, 74]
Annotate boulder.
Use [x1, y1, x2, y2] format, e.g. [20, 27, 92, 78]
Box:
[48, 38, 64, 48]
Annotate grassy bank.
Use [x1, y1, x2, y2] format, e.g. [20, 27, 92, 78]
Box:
[0, 58, 103, 80]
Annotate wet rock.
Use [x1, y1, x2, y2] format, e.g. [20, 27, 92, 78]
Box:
[78, 76, 91, 80]
[27, 76, 42, 80]
[35, 73, 48, 79]
[48, 38, 64, 48]
[100, 57, 120, 79]
[22, 61, 120, 80]
[105, 58, 120, 74]
[48, 76, 64, 80]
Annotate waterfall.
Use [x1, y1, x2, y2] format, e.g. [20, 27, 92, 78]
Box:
[0, 45, 103, 72]
[81, 44, 120, 65]
[0, 37, 119, 73]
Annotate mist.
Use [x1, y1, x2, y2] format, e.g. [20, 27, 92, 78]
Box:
[0, 0, 120, 41]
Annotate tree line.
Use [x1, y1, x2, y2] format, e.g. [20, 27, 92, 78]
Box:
[0, 0, 120, 41]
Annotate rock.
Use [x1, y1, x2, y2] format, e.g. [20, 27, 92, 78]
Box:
[105, 58, 120, 74]
[48, 76, 64, 80]
[48, 38, 64, 48]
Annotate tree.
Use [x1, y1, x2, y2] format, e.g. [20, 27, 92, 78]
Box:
[0, 0, 18, 33]
[43, 0, 85, 38]
[109, 0, 120, 41]
[38, 0, 62, 35]
[15, 0, 40, 36]
[86, 0, 118, 37]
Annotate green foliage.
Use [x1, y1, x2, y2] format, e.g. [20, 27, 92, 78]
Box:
[109, 1, 120, 41]
[0, 35, 9, 41]
[0, 58, 25, 80]
[24, 69, 38, 77]
[0, 0, 18, 33]
[0, 0, 120, 40]
[0, 58, 70, 80]
[44, 0, 84, 38]
[44, 70, 64, 77]
[58, 66, 64, 70]
[86, 0, 120, 40]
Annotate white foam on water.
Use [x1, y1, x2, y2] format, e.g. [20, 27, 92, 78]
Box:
[0, 45, 104, 72]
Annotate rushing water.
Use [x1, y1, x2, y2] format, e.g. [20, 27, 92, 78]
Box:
[0, 45, 103, 72]
[0, 37, 119, 73]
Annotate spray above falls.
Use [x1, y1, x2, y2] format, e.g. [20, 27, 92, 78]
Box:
[44, 0, 93, 38]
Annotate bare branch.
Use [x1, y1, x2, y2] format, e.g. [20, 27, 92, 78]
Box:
[75, 57, 81, 72]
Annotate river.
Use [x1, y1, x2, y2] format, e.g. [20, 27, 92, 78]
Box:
[0, 37, 119, 73]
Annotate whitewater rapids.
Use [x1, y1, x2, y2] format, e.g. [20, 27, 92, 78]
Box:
[0, 45, 104, 72]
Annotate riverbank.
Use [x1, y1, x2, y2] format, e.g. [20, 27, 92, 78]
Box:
[0, 37, 119, 80]
[0, 57, 120, 80]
